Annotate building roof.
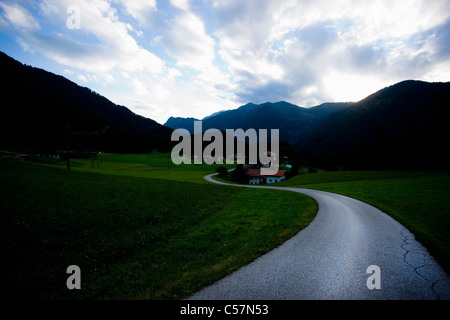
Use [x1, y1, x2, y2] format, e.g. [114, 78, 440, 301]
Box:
[247, 169, 262, 177]
[269, 170, 286, 177]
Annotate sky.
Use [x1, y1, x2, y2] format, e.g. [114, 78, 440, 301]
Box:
[1, 0, 450, 125]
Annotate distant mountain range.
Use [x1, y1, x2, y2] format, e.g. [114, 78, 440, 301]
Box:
[0, 51, 172, 153]
[166, 81, 450, 169]
[165, 101, 351, 145]
[2, 51, 449, 169]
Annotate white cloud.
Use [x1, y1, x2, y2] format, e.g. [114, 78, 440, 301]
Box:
[323, 72, 388, 103]
[130, 78, 150, 96]
[334, 0, 450, 46]
[2, 0, 450, 123]
[158, 2, 237, 109]
[77, 74, 88, 82]
[163, 11, 215, 70]
[0, 2, 40, 31]
[117, 0, 157, 26]
[170, 0, 190, 11]
[423, 60, 450, 83]
[210, 0, 450, 106]
[16, 0, 165, 75]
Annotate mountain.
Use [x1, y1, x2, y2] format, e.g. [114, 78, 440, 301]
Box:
[164, 117, 200, 135]
[0, 52, 173, 153]
[3, 52, 448, 169]
[165, 80, 450, 169]
[202, 109, 227, 120]
[296, 80, 450, 169]
[165, 101, 352, 145]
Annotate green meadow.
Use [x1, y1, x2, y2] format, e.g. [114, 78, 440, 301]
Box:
[0, 153, 317, 299]
[2, 152, 449, 300]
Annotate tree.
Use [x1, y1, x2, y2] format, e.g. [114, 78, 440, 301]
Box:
[231, 164, 248, 184]
[286, 162, 299, 178]
[215, 166, 228, 178]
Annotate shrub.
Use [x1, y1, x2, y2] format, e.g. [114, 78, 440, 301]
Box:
[215, 166, 228, 178]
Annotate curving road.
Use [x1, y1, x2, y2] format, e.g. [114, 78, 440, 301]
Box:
[189, 173, 450, 300]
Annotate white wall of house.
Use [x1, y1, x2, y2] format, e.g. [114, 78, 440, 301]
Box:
[266, 175, 286, 184]
[249, 177, 264, 184]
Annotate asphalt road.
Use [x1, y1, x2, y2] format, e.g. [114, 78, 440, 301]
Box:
[188, 173, 450, 300]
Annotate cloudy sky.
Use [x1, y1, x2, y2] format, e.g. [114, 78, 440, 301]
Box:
[1, 0, 450, 124]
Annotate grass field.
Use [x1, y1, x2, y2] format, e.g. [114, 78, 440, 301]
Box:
[278, 170, 450, 273]
[2, 152, 449, 299]
[0, 153, 317, 299]
[51, 152, 236, 184]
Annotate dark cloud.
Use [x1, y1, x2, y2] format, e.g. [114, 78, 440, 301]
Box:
[294, 21, 341, 51]
[376, 18, 450, 79]
[234, 79, 295, 103]
[430, 18, 450, 60]
[228, 21, 341, 105]
[212, 0, 279, 49]
[341, 44, 387, 73]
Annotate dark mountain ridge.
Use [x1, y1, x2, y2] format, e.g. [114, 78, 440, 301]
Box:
[165, 101, 352, 145]
[0, 51, 173, 153]
[297, 80, 450, 169]
[2, 51, 449, 169]
[166, 80, 450, 169]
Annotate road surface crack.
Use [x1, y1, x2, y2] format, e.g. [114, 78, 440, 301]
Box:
[400, 229, 450, 300]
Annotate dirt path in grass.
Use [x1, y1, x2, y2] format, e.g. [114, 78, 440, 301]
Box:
[188, 173, 450, 300]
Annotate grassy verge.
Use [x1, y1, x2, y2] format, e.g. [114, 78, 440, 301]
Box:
[48, 152, 236, 184]
[0, 157, 317, 299]
[278, 170, 450, 273]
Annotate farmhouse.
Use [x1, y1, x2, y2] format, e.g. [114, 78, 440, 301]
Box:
[247, 168, 286, 184]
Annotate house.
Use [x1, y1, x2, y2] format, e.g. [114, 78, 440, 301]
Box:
[265, 170, 286, 184]
[247, 168, 286, 184]
[247, 169, 265, 184]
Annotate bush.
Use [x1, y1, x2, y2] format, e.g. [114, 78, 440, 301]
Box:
[215, 166, 228, 178]
[308, 167, 318, 173]
[286, 163, 299, 178]
[231, 164, 248, 184]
